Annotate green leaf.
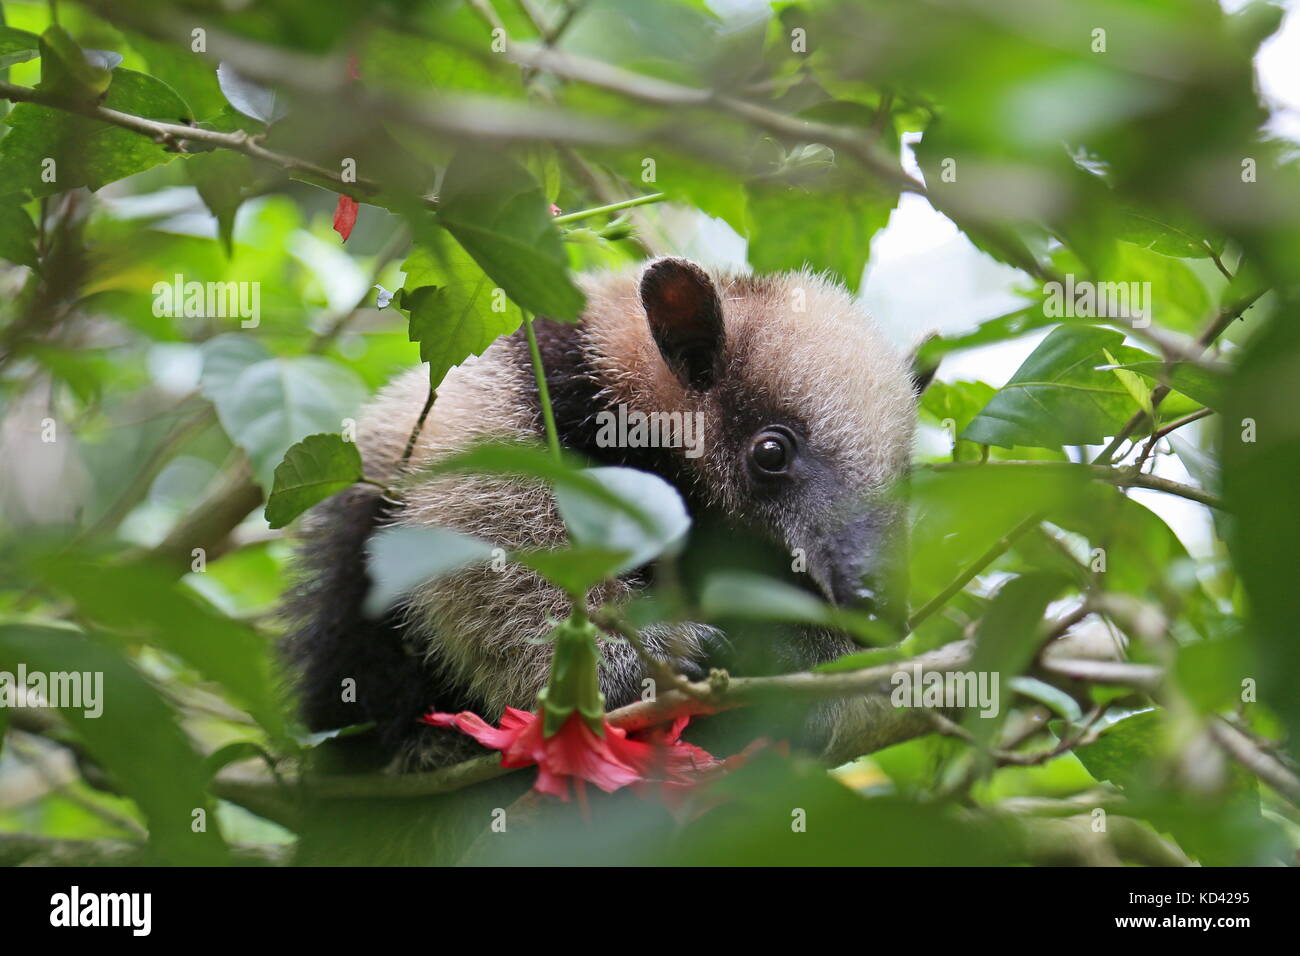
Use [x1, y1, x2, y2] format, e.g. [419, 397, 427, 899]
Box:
[699, 570, 896, 646]
[963, 325, 1150, 449]
[127, 32, 226, 119]
[199, 333, 271, 394]
[1167, 432, 1219, 492]
[398, 230, 524, 390]
[201, 740, 277, 782]
[0, 68, 190, 199]
[1115, 205, 1220, 259]
[0, 625, 229, 863]
[41, 558, 290, 745]
[0, 26, 40, 70]
[200, 335, 367, 489]
[436, 148, 585, 320]
[264, 433, 365, 529]
[908, 464, 1088, 617]
[428, 442, 656, 531]
[553, 466, 690, 576]
[37, 26, 111, 99]
[1222, 307, 1300, 753]
[746, 181, 895, 292]
[965, 573, 1069, 743]
[1049, 484, 1192, 597]
[916, 306, 1053, 366]
[512, 545, 632, 596]
[364, 526, 496, 616]
[1102, 347, 1153, 419]
[185, 109, 282, 255]
[0, 200, 38, 267]
[1008, 675, 1083, 723]
[1107, 360, 1224, 410]
[1106, 243, 1212, 333]
[814, 646, 907, 673]
[1073, 708, 1164, 791]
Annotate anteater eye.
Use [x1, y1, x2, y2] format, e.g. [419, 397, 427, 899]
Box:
[750, 428, 794, 474]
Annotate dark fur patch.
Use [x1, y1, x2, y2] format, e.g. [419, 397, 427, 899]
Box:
[280, 488, 484, 769]
[507, 317, 696, 489]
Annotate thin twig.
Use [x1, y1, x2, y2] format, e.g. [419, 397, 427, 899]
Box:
[1093, 289, 1265, 466]
[906, 513, 1041, 631]
[1134, 407, 1214, 469]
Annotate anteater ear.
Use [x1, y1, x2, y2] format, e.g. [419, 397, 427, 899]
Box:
[909, 332, 940, 396]
[639, 257, 726, 391]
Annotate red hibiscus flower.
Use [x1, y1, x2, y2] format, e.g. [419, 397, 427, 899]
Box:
[423, 706, 723, 802]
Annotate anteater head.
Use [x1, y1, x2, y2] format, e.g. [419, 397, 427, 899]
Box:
[584, 257, 918, 628]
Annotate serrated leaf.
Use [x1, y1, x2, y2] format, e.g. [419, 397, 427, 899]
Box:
[0, 200, 38, 267]
[399, 231, 524, 389]
[746, 182, 895, 292]
[0, 69, 189, 199]
[437, 148, 585, 320]
[265, 433, 365, 529]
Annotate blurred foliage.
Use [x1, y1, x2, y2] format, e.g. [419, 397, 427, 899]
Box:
[0, 0, 1297, 867]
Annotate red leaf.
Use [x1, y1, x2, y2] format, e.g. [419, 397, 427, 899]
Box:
[333, 194, 359, 241]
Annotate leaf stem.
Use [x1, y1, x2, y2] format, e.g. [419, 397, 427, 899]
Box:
[523, 310, 562, 462]
[906, 513, 1041, 632]
[400, 385, 436, 466]
[552, 192, 666, 225]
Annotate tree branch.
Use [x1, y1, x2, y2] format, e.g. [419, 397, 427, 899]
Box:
[0, 80, 413, 207]
[208, 641, 976, 814]
[924, 461, 1225, 510]
[1208, 717, 1300, 805]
